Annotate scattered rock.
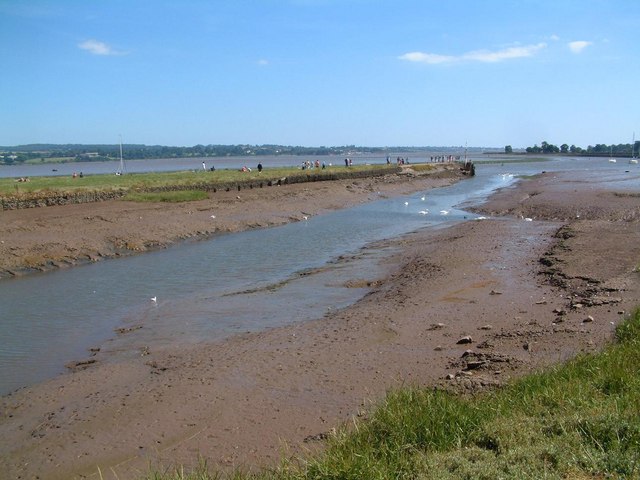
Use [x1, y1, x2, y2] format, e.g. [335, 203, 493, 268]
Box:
[304, 432, 329, 443]
[456, 336, 473, 344]
[489, 290, 502, 295]
[582, 315, 594, 323]
[65, 358, 96, 370]
[115, 325, 143, 334]
[434, 345, 443, 351]
[427, 322, 446, 330]
[465, 360, 488, 371]
[479, 324, 493, 330]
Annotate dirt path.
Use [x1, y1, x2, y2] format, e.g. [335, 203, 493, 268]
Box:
[0, 169, 639, 480]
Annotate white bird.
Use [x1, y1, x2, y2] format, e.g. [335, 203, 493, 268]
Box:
[475, 216, 487, 220]
[404, 201, 409, 206]
[421, 196, 426, 201]
[151, 296, 157, 303]
[524, 217, 533, 222]
[418, 210, 429, 215]
[440, 210, 449, 215]
[210, 215, 216, 219]
[302, 215, 308, 220]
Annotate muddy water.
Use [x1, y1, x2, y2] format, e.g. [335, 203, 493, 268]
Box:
[0, 157, 636, 395]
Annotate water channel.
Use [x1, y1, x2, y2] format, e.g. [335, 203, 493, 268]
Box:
[0, 156, 637, 395]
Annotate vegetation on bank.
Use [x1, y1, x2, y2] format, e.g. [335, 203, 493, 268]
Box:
[144, 308, 640, 479]
[0, 164, 399, 198]
[510, 140, 640, 156]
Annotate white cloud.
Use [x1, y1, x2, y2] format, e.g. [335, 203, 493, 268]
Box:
[398, 52, 455, 64]
[549, 34, 560, 41]
[257, 59, 269, 66]
[399, 43, 546, 65]
[464, 43, 546, 62]
[568, 40, 592, 53]
[78, 39, 125, 56]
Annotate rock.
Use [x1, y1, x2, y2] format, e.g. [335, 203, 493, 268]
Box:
[434, 345, 443, 351]
[456, 336, 473, 344]
[479, 324, 493, 330]
[523, 342, 532, 351]
[489, 290, 502, 295]
[65, 358, 96, 370]
[465, 361, 487, 371]
[445, 373, 455, 380]
[582, 315, 594, 323]
[427, 322, 446, 330]
[553, 308, 567, 316]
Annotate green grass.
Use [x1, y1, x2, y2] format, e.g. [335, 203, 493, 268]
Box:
[144, 307, 640, 479]
[1, 165, 396, 197]
[123, 190, 209, 203]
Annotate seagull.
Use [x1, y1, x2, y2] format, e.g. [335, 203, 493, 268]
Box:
[440, 210, 449, 215]
[302, 215, 308, 220]
[418, 210, 429, 215]
[421, 196, 426, 201]
[210, 215, 216, 219]
[404, 201, 409, 206]
[475, 216, 487, 220]
[151, 296, 157, 303]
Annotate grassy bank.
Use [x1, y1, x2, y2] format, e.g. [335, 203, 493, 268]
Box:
[145, 308, 640, 479]
[0, 165, 397, 197]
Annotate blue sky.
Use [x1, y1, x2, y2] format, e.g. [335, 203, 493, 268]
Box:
[1, 0, 639, 148]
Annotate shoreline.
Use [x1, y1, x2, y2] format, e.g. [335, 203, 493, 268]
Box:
[0, 169, 639, 479]
[0, 164, 462, 279]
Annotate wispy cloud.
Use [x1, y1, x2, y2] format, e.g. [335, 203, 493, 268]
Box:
[257, 59, 269, 66]
[568, 40, 592, 54]
[399, 42, 546, 65]
[78, 39, 126, 56]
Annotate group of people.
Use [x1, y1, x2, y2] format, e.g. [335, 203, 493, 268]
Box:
[430, 155, 460, 162]
[388, 156, 410, 165]
[240, 162, 263, 172]
[301, 159, 326, 170]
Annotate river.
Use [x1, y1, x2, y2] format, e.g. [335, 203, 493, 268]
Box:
[0, 156, 636, 395]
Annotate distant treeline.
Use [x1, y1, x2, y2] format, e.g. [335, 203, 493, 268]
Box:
[505, 141, 640, 156]
[0, 144, 474, 165]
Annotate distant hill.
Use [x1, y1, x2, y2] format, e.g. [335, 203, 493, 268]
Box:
[0, 144, 490, 164]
